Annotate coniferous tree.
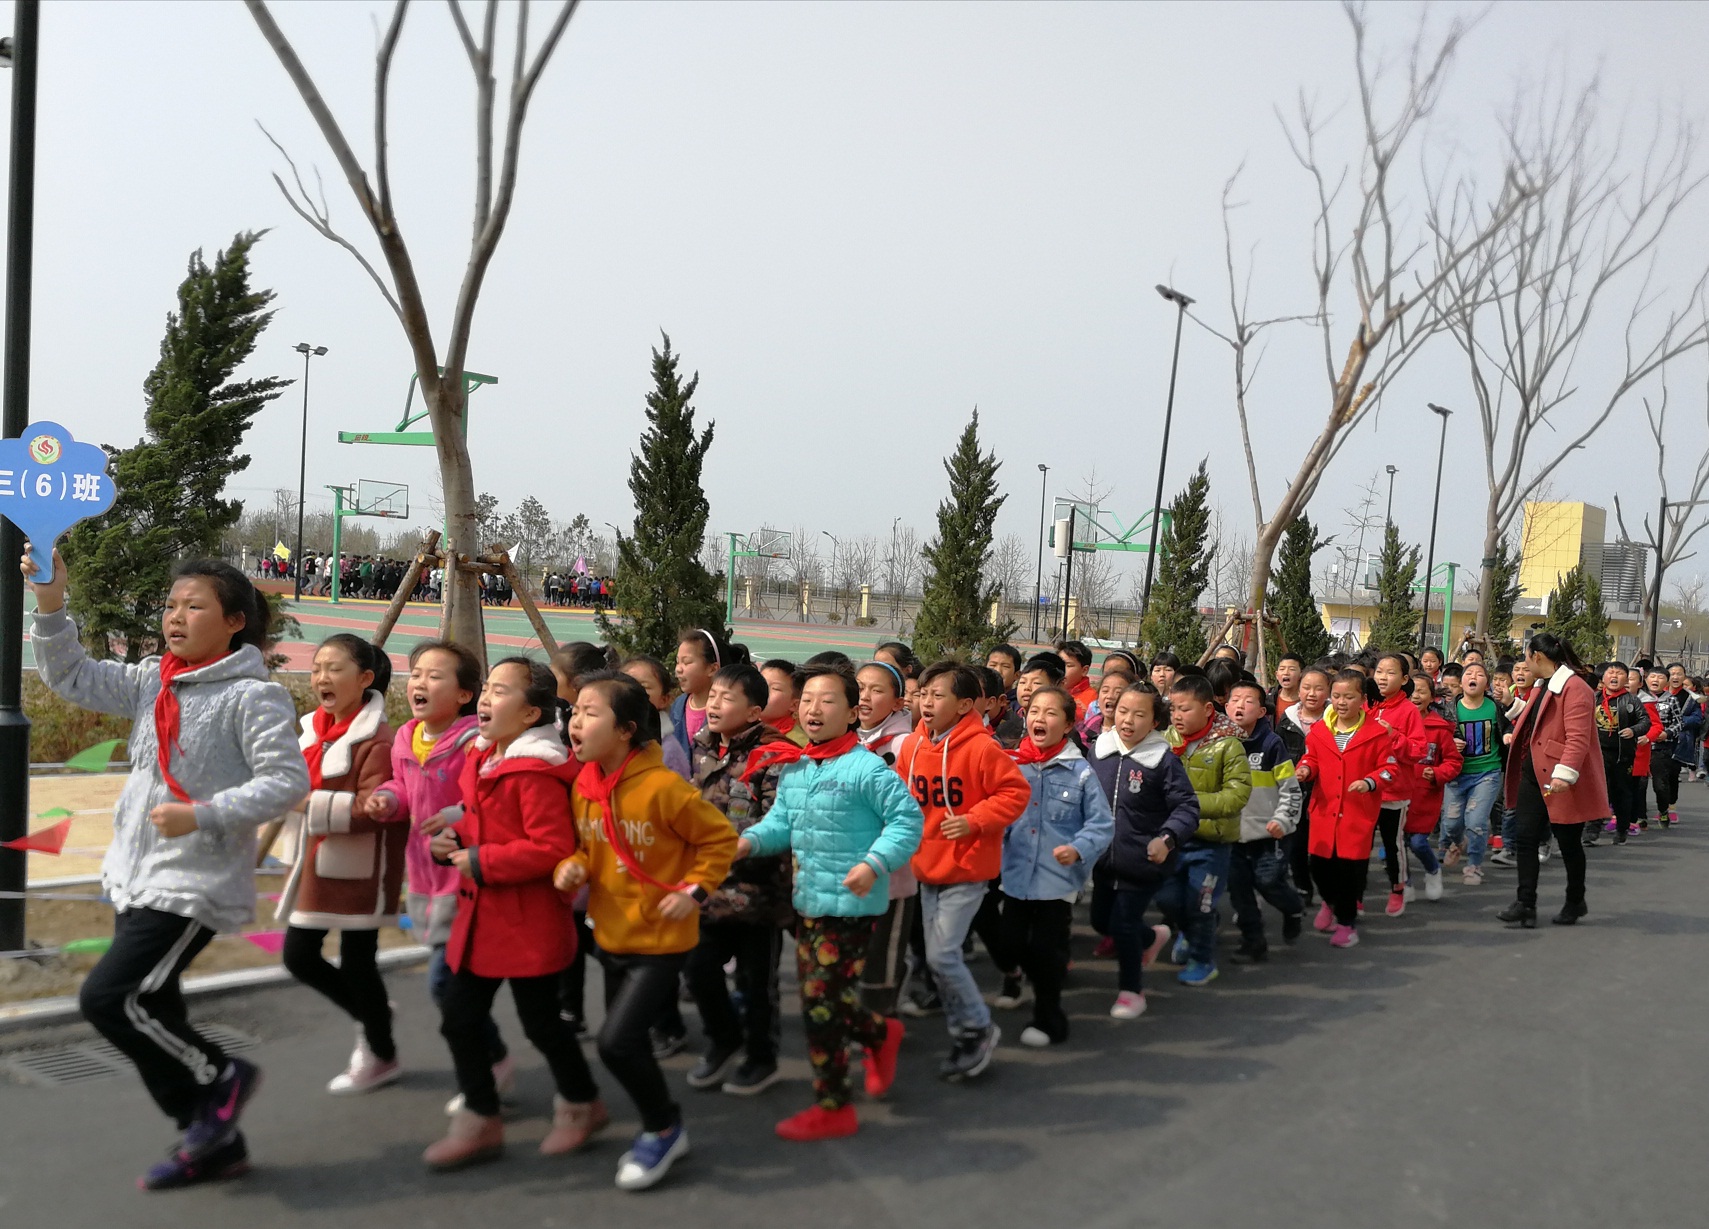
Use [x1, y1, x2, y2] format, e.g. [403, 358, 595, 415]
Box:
[1366, 523, 1422, 652]
[1545, 564, 1610, 663]
[1267, 513, 1332, 664]
[1139, 460, 1212, 663]
[599, 334, 725, 659]
[912, 411, 1009, 661]
[64, 232, 288, 659]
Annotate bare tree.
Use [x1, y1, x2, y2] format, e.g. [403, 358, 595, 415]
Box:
[989, 533, 1030, 604]
[700, 532, 725, 580]
[1615, 378, 1709, 653]
[245, 0, 579, 660]
[1207, 3, 1531, 676]
[785, 525, 822, 617]
[1072, 550, 1119, 622]
[838, 535, 880, 595]
[1432, 80, 1709, 639]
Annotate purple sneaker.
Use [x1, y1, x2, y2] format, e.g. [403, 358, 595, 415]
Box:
[140, 1132, 250, 1191]
[181, 1058, 263, 1157]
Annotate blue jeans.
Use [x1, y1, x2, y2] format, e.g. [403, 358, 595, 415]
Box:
[1440, 768, 1501, 868]
[1228, 838, 1303, 948]
[920, 881, 991, 1035]
[1405, 832, 1439, 875]
[1109, 883, 1162, 993]
[1155, 844, 1232, 967]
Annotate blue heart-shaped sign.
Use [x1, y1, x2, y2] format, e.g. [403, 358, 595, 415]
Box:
[0, 421, 119, 581]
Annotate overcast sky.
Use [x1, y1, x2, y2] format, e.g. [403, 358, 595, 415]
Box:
[4, 0, 1708, 591]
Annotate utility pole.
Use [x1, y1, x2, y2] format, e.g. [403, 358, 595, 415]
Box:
[1141, 284, 1193, 619]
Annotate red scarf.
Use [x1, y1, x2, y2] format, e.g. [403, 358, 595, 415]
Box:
[741, 729, 860, 784]
[769, 714, 798, 737]
[576, 750, 687, 897]
[1011, 738, 1067, 765]
[1172, 721, 1214, 757]
[1600, 689, 1624, 728]
[153, 651, 228, 802]
[303, 704, 360, 790]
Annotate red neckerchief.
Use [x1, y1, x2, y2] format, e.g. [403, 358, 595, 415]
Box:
[769, 714, 798, 737]
[741, 729, 860, 784]
[1172, 721, 1214, 757]
[1600, 688, 1624, 726]
[303, 704, 360, 790]
[576, 749, 687, 897]
[154, 651, 229, 802]
[1011, 738, 1067, 765]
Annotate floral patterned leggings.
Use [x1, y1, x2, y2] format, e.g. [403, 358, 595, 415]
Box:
[797, 915, 887, 1109]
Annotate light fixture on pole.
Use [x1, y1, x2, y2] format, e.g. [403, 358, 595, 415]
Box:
[821, 531, 840, 609]
[1385, 465, 1398, 528]
[1140, 284, 1194, 621]
[1420, 404, 1452, 652]
[1033, 463, 1049, 642]
[291, 342, 328, 600]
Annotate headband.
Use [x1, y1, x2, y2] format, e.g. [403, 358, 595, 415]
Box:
[695, 628, 721, 668]
[861, 660, 905, 694]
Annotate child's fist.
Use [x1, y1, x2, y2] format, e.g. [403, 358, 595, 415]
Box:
[1052, 844, 1080, 866]
[939, 815, 972, 840]
[844, 863, 877, 897]
[553, 858, 588, 892]
[363, 792, 398, 820]
[148, 803, 198, 837]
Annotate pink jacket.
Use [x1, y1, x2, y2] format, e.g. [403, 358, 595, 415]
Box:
[372, 715, 482, 901]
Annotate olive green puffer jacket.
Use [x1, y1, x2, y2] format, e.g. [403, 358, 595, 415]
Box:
[1165, 713, 1252, 844]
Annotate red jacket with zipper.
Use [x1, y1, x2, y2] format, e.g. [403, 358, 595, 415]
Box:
[1298, 713, 1399, 860]
[446, 728, 580, 979]
[1374, 690, 1427, 806]
[1405, 708, 1463, 834]
[895, 711, 1031, 885]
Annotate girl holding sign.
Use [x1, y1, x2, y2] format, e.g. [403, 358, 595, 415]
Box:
[21, 545, 309, 1191]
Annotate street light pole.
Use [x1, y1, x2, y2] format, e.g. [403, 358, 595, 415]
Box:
[0, 0, 40, 955]
[1033, 463, 1049, 643]
[1385, 464, 1398, 528]
[1420, 404, 1452, 652]
[821, 530, 840, 617]
[291, 342, 327, 600]
[1141, 284, 1193, 621]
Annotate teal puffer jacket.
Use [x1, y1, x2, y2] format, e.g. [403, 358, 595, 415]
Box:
[741, 745, 924, 919]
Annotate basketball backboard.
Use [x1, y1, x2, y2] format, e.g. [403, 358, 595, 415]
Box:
[356, 479, 408, 518]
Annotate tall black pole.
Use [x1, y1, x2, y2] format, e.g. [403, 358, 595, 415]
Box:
[1648, 494, 1668, 660]
[1385, 465, 1397, 528]
[0, 0, 40, 954]
[1420, 404, 1452, 652]
[292, 347, 311, 599]
[1032, 463, 1048, 642]
[1141, 286, 1192, 620]
[1060, 507, 1077, 641]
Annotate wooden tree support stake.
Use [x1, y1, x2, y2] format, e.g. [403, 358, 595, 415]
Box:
[374, 529, 441, 650]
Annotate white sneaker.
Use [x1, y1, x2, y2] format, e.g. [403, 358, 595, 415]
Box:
[1462, 865, 1484, 886]
[328, 1034, 402, 1095]
[1403, 883, 1415, 902]
[1109, 991, 1147, 1020]
[1539, 842, 1552, 862]
[1423, 870, 1443, 902]
[1018, 1025, 1053, 1048]
[445, 1054, 518, 1115]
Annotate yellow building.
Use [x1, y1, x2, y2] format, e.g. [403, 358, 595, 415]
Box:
[1518, 502, 1608, 600]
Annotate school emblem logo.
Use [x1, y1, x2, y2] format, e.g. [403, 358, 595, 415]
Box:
[27, 433, 60, 464]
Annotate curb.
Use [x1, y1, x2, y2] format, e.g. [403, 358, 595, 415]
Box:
[0, 944, 431, 1033]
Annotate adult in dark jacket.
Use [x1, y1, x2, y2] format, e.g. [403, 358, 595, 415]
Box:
[1591, 660, 1649, 844]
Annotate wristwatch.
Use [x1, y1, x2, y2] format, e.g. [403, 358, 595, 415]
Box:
[685, 884, 710, 906]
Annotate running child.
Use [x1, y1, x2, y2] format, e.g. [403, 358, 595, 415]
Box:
[1404, 673, 1461, 902]
[736, 664, 923, 1139]
[1280, 664, 1330, 900]
[1224, 680, 1303, 961]
[855, 660, 925, 1017]
[1371, 652, 1427, 915]
[422, 659, 604, 1171]
[760, 658, 809, 746]
[25, 547, 308, 1190]
[277, 634, 404, 1095]
[1440, 661, 1503, 885]
[999, 686, 1113, 1045]
[667, 628, 731, 768]
[1082, 667, 1136, 744]
[1057, 640, 1097, 713]
[554, 673, 737, 1191]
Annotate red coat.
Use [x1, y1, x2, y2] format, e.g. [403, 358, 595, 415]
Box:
[1298, 714, 1400, 860]
[446, 729, 580, 979]
[1504, 667, 1612, 826]
[1406, 708, 1463, 834]
[1373, 690, 1427, 805]
[1633, 698, 1665, 777]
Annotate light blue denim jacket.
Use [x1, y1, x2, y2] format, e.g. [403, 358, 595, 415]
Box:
[1000, 743, 1114, 900]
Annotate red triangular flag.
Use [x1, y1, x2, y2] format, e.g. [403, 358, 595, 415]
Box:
[0, 818, 72, 855]
[244, 930, 287, 954]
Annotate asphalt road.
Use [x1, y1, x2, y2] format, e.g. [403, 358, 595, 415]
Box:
[2, 796, 1705, 1229]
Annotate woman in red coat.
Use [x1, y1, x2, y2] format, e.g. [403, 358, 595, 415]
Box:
[1498, 633, 1610, 928]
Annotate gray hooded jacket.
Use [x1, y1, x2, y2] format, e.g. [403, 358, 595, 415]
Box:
[32, 609, 310, 932]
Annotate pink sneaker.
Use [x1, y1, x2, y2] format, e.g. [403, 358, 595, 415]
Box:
[1385, 889, 1406, 917]
[1141, 925, 1170, 967]
[1092, 937, 1116, 959]
[1109, 991, 1147, 1020]
[1330, 925, 1360, 948]
[1313, 902, 1335, 932]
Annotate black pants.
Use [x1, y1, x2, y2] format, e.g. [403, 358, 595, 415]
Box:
[1652, 757, 1683, 817]
[558, 909, 589, 1022]
[972, 880, 1013, 974]
[1310, 854, 1368, 927]
[596, 948, 685, 1134]
[860, 894, 917, 1017]
[78, 908, 229, 1128]
[1229, 837, 1304, 948]
[684, 918, 783, 1064]
[1514, 767, 1587, 909]
[998, 895, 1073, 1042]
[1289, 786, 1315, 897]
[440, 966, 597, 1117]
[282, 925, 395, 1062]
[1378, 805, 1407, 891]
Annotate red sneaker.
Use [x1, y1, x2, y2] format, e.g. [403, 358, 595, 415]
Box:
[1385, 889, 1406, 917]
[863, 1017, 905, 1099]
[1092, 937, 1116, 959]
[775, 1104, 859, 1142]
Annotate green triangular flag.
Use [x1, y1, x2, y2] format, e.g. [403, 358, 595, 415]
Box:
[34, 807, 73, 819]
[61, 937, 113, 956]
[65, 739, 124, 773]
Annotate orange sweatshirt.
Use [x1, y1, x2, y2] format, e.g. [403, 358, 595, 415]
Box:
[560, 743, 738, 956]
[896, 711, 1031, 884]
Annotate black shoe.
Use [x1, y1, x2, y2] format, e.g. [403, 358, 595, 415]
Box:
[937, 1024, 1000, 1081]
[993, 972, 1028, 1009]
[1551, 899, 1588, 926]
[1282, 913, 1304, 944]
[721, 1057, 780, 1096]
[1613, 833, 1628, 845]
[140, 1132, 250, 1191]
[649, 1028, 688, 1060]
[1231, 941, 1269, 963]
[1497, 901, 1537, 929]
[899, 988, 942, 1018]
[685, 1045, 742, 1090]
[558, 1009, 587, 1037]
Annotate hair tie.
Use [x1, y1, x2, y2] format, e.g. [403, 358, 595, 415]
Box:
[863, 659, 904, 695]
[697, 628, 721, 668]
